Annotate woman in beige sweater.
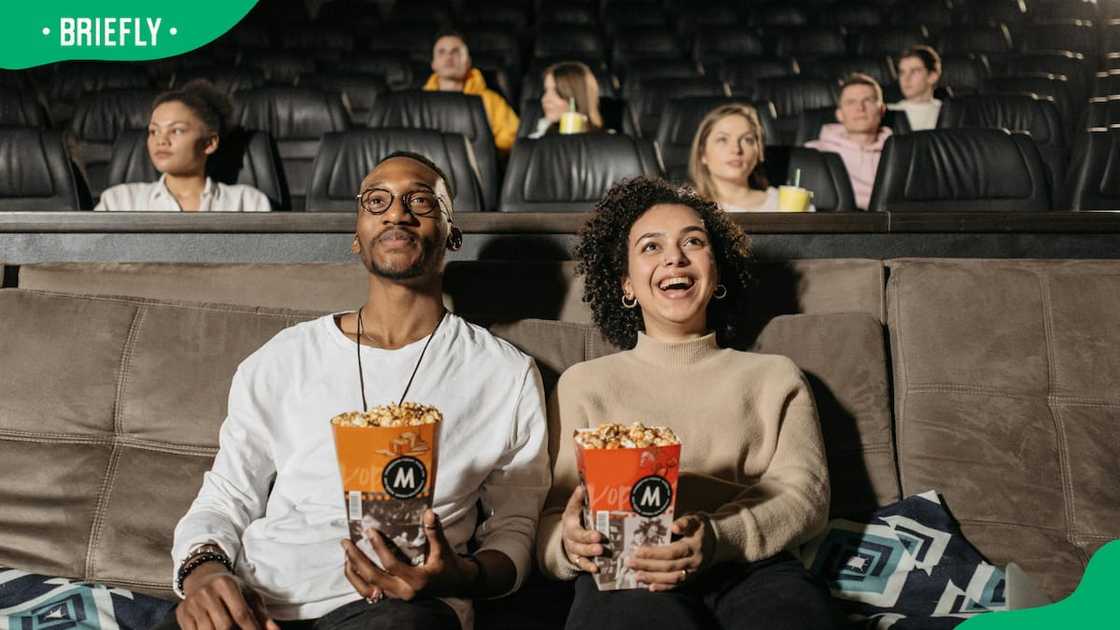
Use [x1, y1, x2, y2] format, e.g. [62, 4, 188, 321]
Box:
[536, 177, 836, 629]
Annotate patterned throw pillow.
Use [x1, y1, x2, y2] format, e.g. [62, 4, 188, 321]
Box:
[0, 568, 174, 630]
[799, 491, 1009, 629]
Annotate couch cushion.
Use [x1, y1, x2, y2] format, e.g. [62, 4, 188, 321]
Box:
[0, 290, 319, 597]
[886, 259, 1120, 600]
[754, 313, 899, 518]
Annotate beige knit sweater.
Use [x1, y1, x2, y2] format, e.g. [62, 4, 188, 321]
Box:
[536, 332, 830, 581]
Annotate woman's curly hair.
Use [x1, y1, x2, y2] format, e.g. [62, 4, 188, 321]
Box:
[574, 177, 752, 350]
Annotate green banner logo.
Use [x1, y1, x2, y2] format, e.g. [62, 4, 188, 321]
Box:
[0, 0, 258, 69]
[960, 539, 1120, 628]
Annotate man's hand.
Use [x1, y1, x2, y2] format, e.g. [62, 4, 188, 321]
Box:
[560, 485, 604, 574]
[341, 509, 478, 601]
[177, 562, 279, 630]
[626, 514, 708, 592]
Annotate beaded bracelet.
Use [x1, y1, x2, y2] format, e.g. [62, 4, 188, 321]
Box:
[175, 551, 234, 595]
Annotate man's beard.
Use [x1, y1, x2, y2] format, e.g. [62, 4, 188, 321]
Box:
[364, 234, 441, 281]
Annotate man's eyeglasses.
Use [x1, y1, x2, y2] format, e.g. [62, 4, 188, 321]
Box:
[355, 189, 447, 218]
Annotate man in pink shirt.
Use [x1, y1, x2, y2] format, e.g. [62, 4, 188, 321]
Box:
[805, 73, 892, 209]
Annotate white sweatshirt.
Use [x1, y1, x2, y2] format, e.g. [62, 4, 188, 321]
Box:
[171, 313, 550, 627]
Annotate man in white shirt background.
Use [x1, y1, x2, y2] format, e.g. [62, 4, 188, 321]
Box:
[160, 152, 550, 630]
[888, 45, 944, 131]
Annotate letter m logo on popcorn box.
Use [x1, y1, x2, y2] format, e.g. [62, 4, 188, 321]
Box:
[574, 423, 681, 590]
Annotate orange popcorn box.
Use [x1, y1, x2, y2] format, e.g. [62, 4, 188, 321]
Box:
[332, 419, 439, 565]
[575, 430, 682, 590]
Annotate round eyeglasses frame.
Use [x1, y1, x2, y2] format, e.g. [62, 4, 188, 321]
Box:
[354, 188, 449, 218]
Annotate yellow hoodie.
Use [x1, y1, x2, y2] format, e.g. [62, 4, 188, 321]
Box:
[423, 68, 519, 152]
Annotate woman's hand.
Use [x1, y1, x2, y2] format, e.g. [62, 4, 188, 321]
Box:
[627, 514, 708, 592]
[560, 485, 605, 574]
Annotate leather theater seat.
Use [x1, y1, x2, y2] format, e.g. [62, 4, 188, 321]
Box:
[941, 93, 1068, 200]
[174, 67, 265, 97]
[938, 55, 991, 95]
[231, 87, 350, 210]
[627, 77, 731, 138]
[306, 129, 484, 212]
[68, 89, 157, 199]
[851, 27, 929, 56]
[499, 135, 663, 212]
[755, 77, 839, 144]
[105, 128, 289, 211]
[803, 56, 897, 88]
[299, 73, 388, 127]
[533, 26, 606, 60]
[867, 128, 1052, 212]
[693, 28, 765, 67]
[367, 91, 499, 210]
[0, 91, 50, 127]
[1066, 127, 1120, 210]
[772, 27, 848, 59]
[239, 51, 317, 86]
[0, 128, 87, 211]
[610, 28, 686, 68]
[653, 97, 781, 183]
[718, 57, 799, 96]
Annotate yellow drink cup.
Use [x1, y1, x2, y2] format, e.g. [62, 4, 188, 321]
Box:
[559, 111, 588, 134]
[778, 185, 813, 212]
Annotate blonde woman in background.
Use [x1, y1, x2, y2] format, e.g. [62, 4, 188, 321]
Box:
[529, 61, 604, 139]
[688, 104, 787, 213]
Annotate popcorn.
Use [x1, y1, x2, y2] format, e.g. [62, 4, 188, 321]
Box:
[574, 422, 680, 450]
[330, 402, 442, 428]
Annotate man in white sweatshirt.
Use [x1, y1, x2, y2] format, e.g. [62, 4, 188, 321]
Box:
[161, 152, 550, 630]
[888, 45, 943, 131]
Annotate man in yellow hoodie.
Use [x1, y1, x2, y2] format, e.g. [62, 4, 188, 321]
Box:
[424, 32, 519, 153]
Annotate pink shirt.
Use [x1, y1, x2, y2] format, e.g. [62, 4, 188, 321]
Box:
[805, 124, 892, 210]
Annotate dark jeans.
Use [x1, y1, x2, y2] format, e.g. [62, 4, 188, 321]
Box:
[563, 552, 838, 630]
[152, 597, 459, 630]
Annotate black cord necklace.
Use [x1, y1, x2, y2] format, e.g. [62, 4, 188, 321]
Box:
[355, 306, 447, 411]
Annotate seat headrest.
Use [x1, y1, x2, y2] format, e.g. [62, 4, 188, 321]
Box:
[306, 129, 483, 212]
[813, 56, 895, 88]
[368, 91, 491, 141]
[939, 56, 989, 92]
[694, 30, 765, 59]
[939, 26, 1012, 54]
[0, 128, 82, 210]
[750, 5, 808, 26]
[500, 135, 663, 212]
[232, 88, 349, 140]
[868, 128, 1051, 211]
[756, 78, 837, 117]
[176, 67, 265, 96]
[240, 52, 317, 84]
[942, 94, 1064, 148]
[852, 27, 927, 56]
[0, 91, 49, 127]
[533, 27, 605, 58]
[774, 28, 847, 57]
[69, 89, 156, 142]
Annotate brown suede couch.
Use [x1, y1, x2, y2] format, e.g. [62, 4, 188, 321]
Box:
[0, 258, 1116, 627]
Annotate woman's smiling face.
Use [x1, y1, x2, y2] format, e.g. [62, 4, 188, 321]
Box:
[622, 203, 718, 340]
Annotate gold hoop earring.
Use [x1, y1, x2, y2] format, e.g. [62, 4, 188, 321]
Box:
[622, 293, 638, 309]
[713, 284, 728, 300]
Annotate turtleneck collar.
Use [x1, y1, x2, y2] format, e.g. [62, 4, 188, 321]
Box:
[632, 331, 721, 366]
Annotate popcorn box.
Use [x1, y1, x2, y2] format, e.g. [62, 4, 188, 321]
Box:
[331, 405, 441, 565]
[575, 423, 682, 590]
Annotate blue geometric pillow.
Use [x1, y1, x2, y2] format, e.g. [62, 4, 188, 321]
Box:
[0, 568, 174, 630]
[799, 491, 1008, 629]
